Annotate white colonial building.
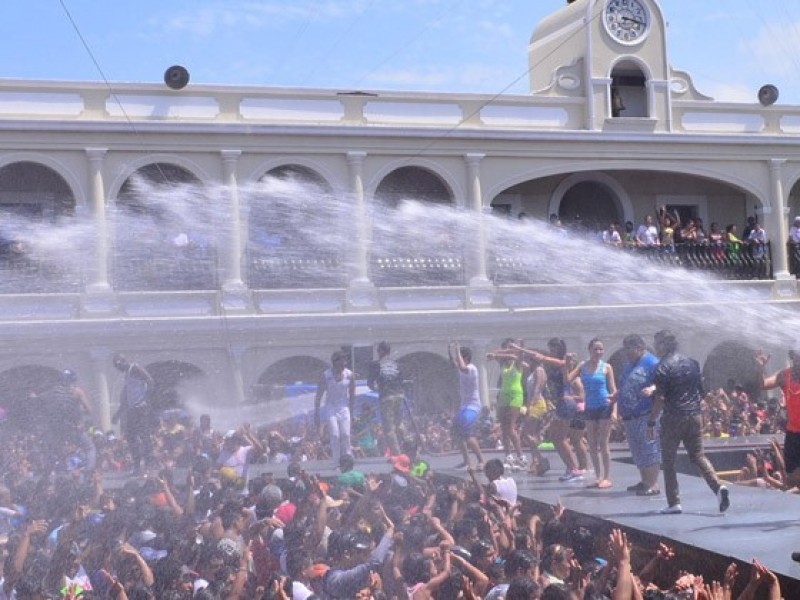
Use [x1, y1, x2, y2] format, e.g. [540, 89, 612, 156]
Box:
[0, 0, 798, 428]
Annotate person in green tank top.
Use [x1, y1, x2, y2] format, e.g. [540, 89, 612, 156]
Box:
[487, 338, 529, 472]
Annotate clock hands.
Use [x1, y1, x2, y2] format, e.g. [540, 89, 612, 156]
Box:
[621, 15, 645, 26]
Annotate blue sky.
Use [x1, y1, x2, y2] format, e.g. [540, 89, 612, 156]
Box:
[5, 1, 800, 104]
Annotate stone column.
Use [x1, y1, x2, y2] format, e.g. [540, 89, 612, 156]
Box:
[346, 151, 377, 309]
[767, 159, 796, 296]
[221, 150, 251, 311]
[90, 348, 113, 431]
[221, 150, 243, 288]
[464, 153, 494, 307]
[85, 148, 110, 291]
[228, 344, 248, 405]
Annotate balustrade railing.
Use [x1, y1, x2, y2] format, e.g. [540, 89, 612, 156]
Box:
[247, 253, 345, 289]
[491, 241, 773, 284]
[0, 240, 777, 294]
[370, 256, 465, 287]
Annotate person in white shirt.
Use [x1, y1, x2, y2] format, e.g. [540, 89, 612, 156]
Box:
[483, 459, 518, 506]
[747, 221, 767, 260]
[602, 222, 622, 246]
[315, 350, 355, 465]
[635, 215, 660, 247]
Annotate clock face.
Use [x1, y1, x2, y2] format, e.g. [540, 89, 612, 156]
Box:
[603, 0, 650, 45]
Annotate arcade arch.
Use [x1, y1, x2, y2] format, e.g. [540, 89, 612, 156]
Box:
[371, 166, 460, 286]
[0, 161, 76, 220]
[374, 166, 453, 209]
[247, 165, 344, 289]
[143, 360, 209, 412]
[0, 161, 81, 292]
[703, 341, 760, 401]
[113, 163, 215, 292]
[255, 356, 328, 401]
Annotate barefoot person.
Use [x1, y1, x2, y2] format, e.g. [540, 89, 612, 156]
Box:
[565, 338, 617, 489]
[449, 342, 485, 470]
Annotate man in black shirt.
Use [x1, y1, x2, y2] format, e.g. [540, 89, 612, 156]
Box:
[367, 341, 404, 455]
[647, 330, 729, 514]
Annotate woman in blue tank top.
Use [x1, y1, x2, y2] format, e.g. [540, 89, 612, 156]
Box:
[566, 338, 617, 489]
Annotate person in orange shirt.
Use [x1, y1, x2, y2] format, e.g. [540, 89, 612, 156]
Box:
[756, 348, 800, 491]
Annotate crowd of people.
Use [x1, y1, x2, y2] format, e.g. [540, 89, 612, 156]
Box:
[593, 210, 768, 254]
[0, 335, 798, 598]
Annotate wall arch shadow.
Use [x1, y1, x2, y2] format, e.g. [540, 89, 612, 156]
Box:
[703, 341, 760, 400]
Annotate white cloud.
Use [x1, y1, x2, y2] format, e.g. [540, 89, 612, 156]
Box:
[701, 82, 756, 104]
[477, 19, 515, 41]
[365, 67, 452, 88]
[364, 63, 526, 94]
[152, 1, 371, 37]
[739, 21, 800, 79]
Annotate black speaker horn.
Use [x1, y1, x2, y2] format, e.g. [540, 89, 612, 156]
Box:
[164, 65, 190, 90]
[758, 84, 779, 107]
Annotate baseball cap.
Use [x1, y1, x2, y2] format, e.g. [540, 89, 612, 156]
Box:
[390, 454, 411, 474]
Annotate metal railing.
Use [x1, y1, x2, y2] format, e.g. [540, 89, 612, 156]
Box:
[629, 241, 772, 280]
[247, 253, 345, 289]
[0, 241, 777, 294]
[114, 251, 219, 292]
[370, 256, 465, 287]
[491, 241, 773, 284]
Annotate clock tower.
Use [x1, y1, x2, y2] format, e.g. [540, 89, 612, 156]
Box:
[528, 0, 708, 132]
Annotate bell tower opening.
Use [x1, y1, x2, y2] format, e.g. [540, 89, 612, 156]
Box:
[610, 61, 648, 118]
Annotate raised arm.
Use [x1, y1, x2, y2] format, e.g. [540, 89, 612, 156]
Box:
[450, 342, 468, 373]
[565, 356, 584, 384]
[608, 529, 633, 600]
[131, 363, 155, 388]
[755, 350, 782, 390]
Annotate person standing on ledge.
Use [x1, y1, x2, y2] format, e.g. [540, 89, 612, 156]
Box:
[647, 330, 729, 514]
[755, 347, 800, 491]
[449, 341, 485, 471]
[368, 341, 404, 456]
[111, 353, 156, 474]
[315, 350, 355, 465]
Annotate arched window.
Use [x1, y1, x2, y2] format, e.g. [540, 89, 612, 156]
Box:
[0, 162, 79, 292]
[372, 167, 461, 286]
[610, 61, 648, 118]
[374, 166, 452, 209]
[559, 181, 621, 233]
[247, 165, 343, 289]
[114, 163, 215, 291]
